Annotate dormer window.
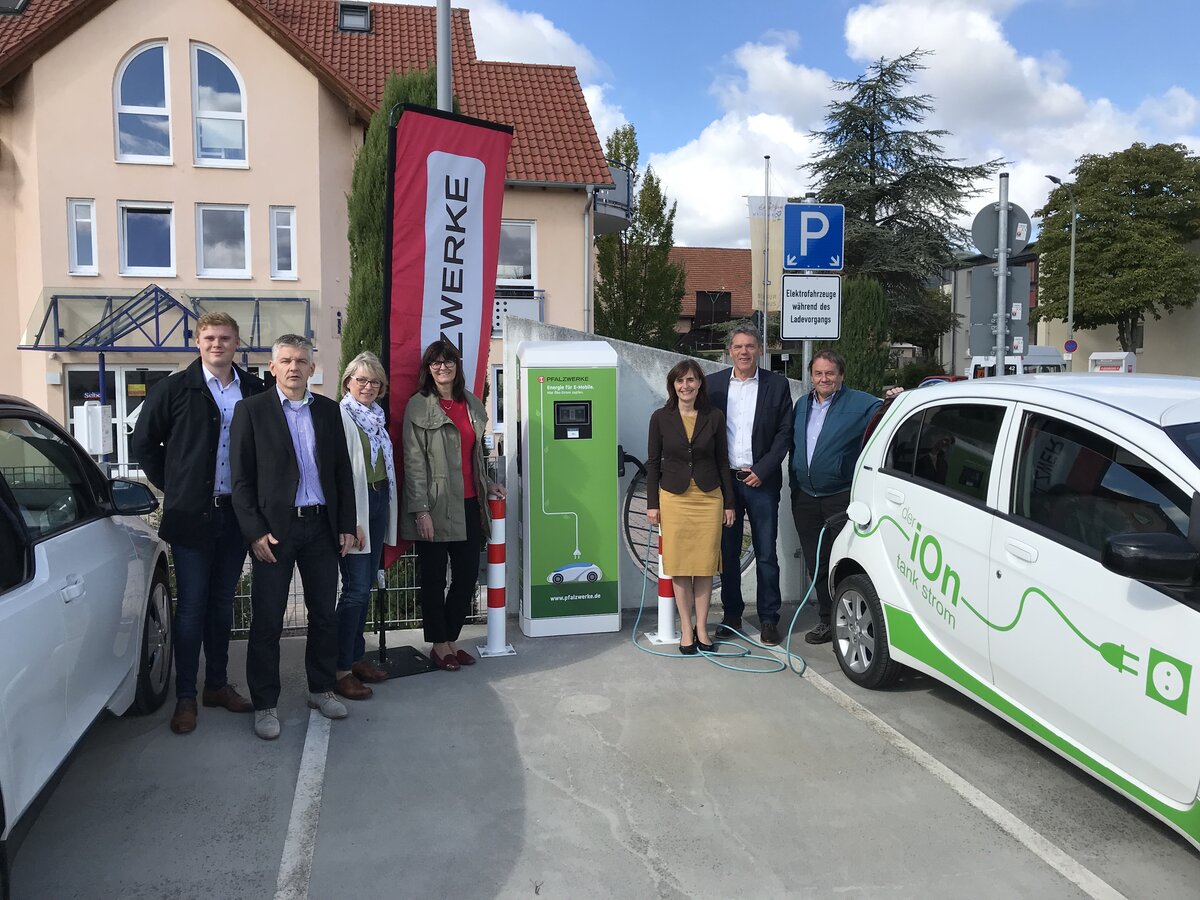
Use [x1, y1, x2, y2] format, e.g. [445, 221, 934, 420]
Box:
[337, 2, 370, 33]
[0, 1, 31, 15]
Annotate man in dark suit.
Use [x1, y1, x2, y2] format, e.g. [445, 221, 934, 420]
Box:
[706, 323, 794, 645]
[230, 334, 356, 740]
[132, 311, 265, 735]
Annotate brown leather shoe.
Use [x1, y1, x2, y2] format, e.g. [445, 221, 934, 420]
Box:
[760, 622, 782, 646]
[202, 683, 254, 713]
[170, 698, 198, 734]
[334, 673, 373, 701]
[351, 659, 388, 684]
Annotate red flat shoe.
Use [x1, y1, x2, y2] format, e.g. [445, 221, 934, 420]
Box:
[430, 648, 461, 671]
[455, 649, 477, 666]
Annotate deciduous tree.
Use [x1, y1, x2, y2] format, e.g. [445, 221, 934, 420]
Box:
[1036, 142, 1200, 351]
[594, 125, 686, 350]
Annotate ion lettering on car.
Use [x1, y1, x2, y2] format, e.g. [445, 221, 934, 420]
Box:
[856, 508, 1193, 714]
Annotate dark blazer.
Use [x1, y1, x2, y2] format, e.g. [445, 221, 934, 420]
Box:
[229, 389, 356, 545]
[645, 405, 735, 509]
[131, 358, 266, 546]
[706, 367, 794, 492]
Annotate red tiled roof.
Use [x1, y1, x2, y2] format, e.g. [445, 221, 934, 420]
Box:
[669, 247, 754, 317]
[0, 0, 611, 186]
[0, 0, 118, 87]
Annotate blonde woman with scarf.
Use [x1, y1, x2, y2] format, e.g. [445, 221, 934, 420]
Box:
[335, 352, 398, 700]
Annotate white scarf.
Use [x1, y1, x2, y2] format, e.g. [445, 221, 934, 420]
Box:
[340, 395, 395, 493]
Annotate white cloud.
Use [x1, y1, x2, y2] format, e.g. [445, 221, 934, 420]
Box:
[582, 84, 628, 147]
[649, 114, 816, 248]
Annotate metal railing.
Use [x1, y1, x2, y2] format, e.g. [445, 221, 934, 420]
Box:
[105, 464, 486, 638]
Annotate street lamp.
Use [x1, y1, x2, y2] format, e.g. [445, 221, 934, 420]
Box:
[1046, 174, 1077, 371]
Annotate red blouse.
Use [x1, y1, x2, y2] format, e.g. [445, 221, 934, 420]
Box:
[440, 398, 477, 498]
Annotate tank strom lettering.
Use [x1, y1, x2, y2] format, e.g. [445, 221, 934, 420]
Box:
[439, 175, 469, 352]
[894, 517, 960, 629]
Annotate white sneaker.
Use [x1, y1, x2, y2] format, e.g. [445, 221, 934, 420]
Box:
[307, 691, 348, 720]
[254, 708, 280, 740]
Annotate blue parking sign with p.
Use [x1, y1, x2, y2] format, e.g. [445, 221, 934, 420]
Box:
[783, 203, 844, 271]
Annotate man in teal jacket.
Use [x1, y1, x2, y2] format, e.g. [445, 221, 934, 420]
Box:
[791, 350, 883, 644]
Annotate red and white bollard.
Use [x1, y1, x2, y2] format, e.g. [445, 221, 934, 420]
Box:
[478, 495, 516, 657]
[645, 531, 680, 645]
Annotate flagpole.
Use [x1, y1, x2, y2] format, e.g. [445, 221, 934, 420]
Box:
[437, 0, 452, 111]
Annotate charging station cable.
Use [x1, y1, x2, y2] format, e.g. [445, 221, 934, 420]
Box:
[631, 524, 828, 677]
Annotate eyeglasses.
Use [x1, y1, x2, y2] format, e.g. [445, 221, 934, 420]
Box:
[429, 360, 456, 370]
[352, 376, 383, 388]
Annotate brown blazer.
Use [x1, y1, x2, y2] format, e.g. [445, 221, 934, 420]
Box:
[645, 405, 735, 509]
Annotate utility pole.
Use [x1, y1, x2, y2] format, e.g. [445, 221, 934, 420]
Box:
[994, 173, 1010, 373]
[1046, 174, 1077, 371]
[436, 0, 452, 112]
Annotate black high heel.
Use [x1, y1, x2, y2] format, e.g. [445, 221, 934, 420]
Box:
[694, 629, 714, 653]
[679, 641, 698, 656]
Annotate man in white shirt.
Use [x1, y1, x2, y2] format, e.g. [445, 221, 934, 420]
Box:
[706, 324, 794, 645]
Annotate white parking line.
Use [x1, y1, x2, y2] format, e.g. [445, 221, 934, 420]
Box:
[769, 637, 1126, 900]
[275, 710, 331, 900]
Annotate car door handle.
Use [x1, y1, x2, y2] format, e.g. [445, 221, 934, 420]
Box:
[1005, 539, 1038, 563]
[886, 488, 905, 505]
[59, 575, 85, 603]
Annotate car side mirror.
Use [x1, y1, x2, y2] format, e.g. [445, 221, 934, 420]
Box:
[1102, 532, 1200, 588]
[110, 478, 159, 516]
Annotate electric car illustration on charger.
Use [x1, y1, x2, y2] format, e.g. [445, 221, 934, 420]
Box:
[828, 374, 1200, 850]
[547, 562, 603, 584]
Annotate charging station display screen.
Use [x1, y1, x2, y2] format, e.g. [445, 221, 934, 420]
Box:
[553, 401, 592, 439]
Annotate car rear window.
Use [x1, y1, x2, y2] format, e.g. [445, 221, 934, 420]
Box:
[1166, 422, 1200, 469]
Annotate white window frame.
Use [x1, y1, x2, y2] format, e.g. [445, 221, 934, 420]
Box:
[196, 204, 251, 279]
[114, 42, 172, 165]
[118, 201, 175, 277]
[497, 220, 536, 287]
[190, 43, 248, 168]
[67, 198, 98, 276]
[269, 206, 297, 280]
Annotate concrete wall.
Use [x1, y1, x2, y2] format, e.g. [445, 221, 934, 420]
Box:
[501, 317, 809, 618]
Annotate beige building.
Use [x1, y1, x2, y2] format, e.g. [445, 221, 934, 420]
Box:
[0, 0, 623, 465]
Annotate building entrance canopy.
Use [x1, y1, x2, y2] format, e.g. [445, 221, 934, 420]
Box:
[19, 284, 314, 354]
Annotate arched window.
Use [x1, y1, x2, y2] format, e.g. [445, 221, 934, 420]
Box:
[191, 44, 246, 166]
[114, 43, 171, 163]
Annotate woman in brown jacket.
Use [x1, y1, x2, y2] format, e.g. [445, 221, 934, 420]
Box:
[646, 359, 735, 654]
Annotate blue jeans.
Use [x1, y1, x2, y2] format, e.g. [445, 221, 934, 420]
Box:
[720, 480, 782, 625]
[170, 504, 247, 699]
[337, 484, 390, 670]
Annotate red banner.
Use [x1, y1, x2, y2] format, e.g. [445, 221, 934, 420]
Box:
[383, 106, 513, 564]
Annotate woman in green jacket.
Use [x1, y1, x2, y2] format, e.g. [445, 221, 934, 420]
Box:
[401, 340, 505, 671]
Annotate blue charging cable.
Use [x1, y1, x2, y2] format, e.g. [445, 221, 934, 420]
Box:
[630, 525, 827, 677]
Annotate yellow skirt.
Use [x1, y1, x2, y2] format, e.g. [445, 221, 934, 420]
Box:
[659, 480, 723, 577]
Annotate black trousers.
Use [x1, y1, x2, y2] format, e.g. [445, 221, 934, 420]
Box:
[246, 516, 339, 709]
[416, 498, 484, 643]
[790, 489, 850, 624]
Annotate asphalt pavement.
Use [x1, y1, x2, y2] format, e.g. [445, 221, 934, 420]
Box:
[10, 602, 1200, 899]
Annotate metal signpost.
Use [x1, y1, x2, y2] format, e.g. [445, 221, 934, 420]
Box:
[783, 201, 845, 387]
[969, 175, 1032, 374]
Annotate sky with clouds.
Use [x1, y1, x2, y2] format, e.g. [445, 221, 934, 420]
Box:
[397, 0, 1199, 248]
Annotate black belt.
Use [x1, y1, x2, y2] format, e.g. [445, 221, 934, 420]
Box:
[294, 504, 324, 518]
[731, 468, 750, 481]
[368, 479, 389, 491]
[213, 494, 233, 508]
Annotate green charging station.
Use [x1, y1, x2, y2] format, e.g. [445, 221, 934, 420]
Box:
[517, 341, 621, 637]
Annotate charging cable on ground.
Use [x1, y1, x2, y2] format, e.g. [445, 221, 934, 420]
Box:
[631, 524, 829, 677]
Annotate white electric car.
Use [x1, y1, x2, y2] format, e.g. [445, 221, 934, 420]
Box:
[548, 562, 603, 584]
[828, 374, 1200, 848]
[0, 396, 173, 896]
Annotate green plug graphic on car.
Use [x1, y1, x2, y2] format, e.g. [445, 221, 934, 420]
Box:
[858, 513, 1193, 716]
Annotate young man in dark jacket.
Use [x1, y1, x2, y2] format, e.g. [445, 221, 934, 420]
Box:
[132, 312, 266, 733]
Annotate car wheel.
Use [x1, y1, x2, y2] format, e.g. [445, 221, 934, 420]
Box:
[586, 571, 598, 582]
[133, 569, 173, 714]
[832, 574, 901, 689]
[552, 573, 564, 584]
